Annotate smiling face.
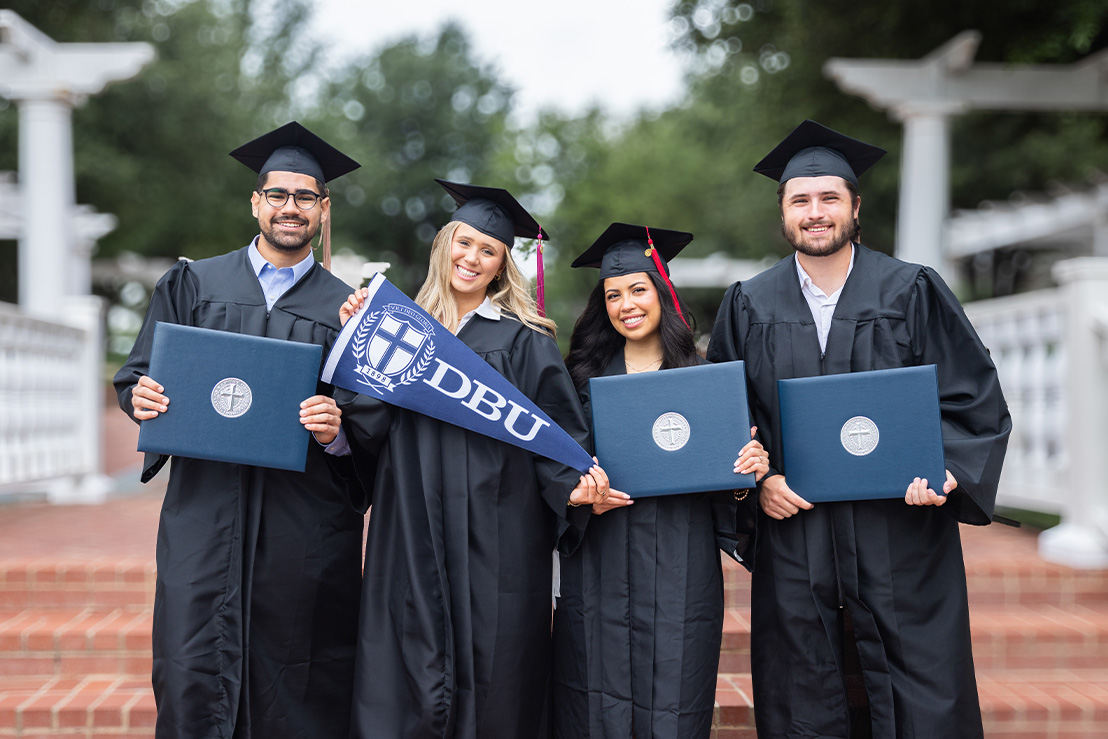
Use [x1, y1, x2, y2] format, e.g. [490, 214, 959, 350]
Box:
[780, 175, 859, 258]
[604, 272, 662, 344]
[448, 222, 507, 309]
[252, 171, 329, 256]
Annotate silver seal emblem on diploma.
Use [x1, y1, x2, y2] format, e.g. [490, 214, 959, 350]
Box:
[652, 412, 691, 451]
[211, 378, 253, 418]
[840, 416, 879, 456]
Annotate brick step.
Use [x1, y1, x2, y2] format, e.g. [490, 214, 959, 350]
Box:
[713, 672, 754, 738]
[719, 608, 751, 674]
[965, 559, 1108, 607]
[0, 675, 154, 738]
[971, 604, 1108, 670]
[0, 609, 152, 680]
[713, 669, 1108, 738]
[721, 530, 1108, 611]
[0, 558, 155, 613]
[717, 601, 1108, 676]
[978, 668, 1108, 738]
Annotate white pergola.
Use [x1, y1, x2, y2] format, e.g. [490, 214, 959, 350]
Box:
[0, 10, 153, 315]
[948, 180, 1108, 260]
[824, 31, 1108, 277]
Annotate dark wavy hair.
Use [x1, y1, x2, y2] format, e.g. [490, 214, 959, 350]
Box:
[565, 271, 699, 390]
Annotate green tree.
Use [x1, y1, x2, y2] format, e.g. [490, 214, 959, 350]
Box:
[665, 0, 1108, 269]
[0, 0, 317, 265]
[310, 23, 517, 296]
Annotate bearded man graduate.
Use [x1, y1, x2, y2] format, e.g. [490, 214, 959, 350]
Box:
[707, 120, 1011, 738]
[114, 122, 367, 738]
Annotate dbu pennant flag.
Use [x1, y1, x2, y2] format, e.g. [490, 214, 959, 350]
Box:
[322, 273, 594, 473]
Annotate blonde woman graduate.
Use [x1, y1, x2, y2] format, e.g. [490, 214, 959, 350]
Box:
[336, 180, 610, 739]
[551, 223, 769, 739]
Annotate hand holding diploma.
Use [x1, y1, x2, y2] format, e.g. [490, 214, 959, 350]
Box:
[904, 470, 956, 507]
[734, 425, 770, 481]
[131, 375, 169, 420]
[300, 396, 342, 445]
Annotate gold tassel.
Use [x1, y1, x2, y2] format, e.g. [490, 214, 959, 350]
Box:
[320, 214, 331, 271]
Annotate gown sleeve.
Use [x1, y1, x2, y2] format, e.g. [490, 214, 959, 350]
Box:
[909, 268, 1012, 525]
[112, 260, 200, 482]
[707, 281, 766, 569]
[511, 327, 592, 555]
[335, 387, 396, 513]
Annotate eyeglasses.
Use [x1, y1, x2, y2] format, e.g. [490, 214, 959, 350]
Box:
[258, 188, 325, 211]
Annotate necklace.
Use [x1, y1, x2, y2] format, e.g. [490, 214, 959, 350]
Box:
[625, 357, 662, 372]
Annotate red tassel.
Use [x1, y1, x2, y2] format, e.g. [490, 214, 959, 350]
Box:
[536, 230, 545, 317]
[645, 225, 689, 330]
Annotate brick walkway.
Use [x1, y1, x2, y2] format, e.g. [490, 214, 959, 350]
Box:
[2, 397, 1108, 738]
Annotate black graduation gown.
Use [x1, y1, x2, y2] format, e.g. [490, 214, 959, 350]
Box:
[706, 244, 1011, 739]
[113, 246, 366, 739]
[550, 350, 741, 739]
[337, 311, 591, 739]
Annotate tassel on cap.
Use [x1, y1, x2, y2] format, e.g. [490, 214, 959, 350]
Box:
[536, 231, 545, 317]
[644, 226, 690, 330]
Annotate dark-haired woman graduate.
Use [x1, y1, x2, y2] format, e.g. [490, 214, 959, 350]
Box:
[335, 180, 610, 739]
[551, 223, 769, 738]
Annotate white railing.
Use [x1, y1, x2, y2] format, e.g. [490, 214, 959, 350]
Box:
[964, 257, 1108, 568]
[0, 297, 107, 502]
[963, 288, 1067, 513]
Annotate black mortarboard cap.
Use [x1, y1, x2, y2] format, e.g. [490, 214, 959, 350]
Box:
[571, 222, 693, 280]
[230, 121, 360, 183]
[753, 120, 886, 186]
[435, 179, 548, 248]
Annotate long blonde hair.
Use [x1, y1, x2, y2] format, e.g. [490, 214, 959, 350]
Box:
[416, 221, 556, 337]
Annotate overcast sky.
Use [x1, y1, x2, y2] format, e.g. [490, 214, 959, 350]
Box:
[308, 0, 689, 122]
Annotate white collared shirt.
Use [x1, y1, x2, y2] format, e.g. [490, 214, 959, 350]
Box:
[456, 296, 501, 332]
[248, 238, 316, 311]
[795, 245, 855, 353]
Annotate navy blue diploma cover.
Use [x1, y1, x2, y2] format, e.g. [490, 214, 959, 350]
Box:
[137, 323, 323, 471]
[777, 365, 947, 502]
[589, 361, 755, 498]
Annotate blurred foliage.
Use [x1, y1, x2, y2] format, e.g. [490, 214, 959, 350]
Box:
[309, 23, 517, 295]
[661, 0, 1108, 260]
[0, 0, 314, 262]
[2, 0, 1107, 343]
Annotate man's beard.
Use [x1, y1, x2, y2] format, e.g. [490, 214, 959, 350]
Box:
[781, 219, 856, 257]
[260, 215, 319, 252]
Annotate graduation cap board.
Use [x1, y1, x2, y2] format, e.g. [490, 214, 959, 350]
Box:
[436, 179, 548, 247]
[753, 119, 886, 185]
[230, 121, 360, 184]
[570, 222, 693, 279]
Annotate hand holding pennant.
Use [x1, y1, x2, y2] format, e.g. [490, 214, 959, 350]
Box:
[322, 273, 595, 473]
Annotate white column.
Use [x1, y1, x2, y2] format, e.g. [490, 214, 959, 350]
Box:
[18, 96, 76, 314]
[891, 103, 962, 277]
[1040, 258, 1108, 568]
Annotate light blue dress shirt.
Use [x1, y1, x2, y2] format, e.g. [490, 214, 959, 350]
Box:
[248, 239, 350, 456]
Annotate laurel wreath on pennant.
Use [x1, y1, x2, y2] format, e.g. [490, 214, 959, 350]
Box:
[393, 338, 434, 391]
[351, 310, 380, 363]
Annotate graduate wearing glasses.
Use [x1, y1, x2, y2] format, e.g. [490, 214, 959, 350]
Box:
[114, 122, 367, 738]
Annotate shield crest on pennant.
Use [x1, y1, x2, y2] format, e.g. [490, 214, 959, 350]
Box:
[367, 312, 428, 377]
